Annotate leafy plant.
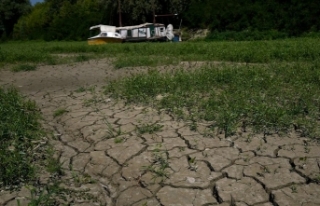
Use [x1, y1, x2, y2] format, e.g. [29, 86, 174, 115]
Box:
[142, 144, 170, 183]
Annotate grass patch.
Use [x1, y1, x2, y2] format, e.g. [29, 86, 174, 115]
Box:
[74, 86, 86, 93]
[74, 54, 91, 62]
[114, 56, 179, 69]
[105, 61, 320, 139]
[1, 38, 319, 67]
[0, 87, 43, 187]
[11, 64, 36, 72]
[136, 123, 164, 134]
[53, 108, 68, 118]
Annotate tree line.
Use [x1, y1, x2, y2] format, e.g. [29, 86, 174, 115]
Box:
[1, 0, 319, 41]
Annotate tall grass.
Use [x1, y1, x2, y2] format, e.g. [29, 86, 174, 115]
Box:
[0, 87, 43, 187]
[0, 38, 319, 67]
[105, 61, 320, 139]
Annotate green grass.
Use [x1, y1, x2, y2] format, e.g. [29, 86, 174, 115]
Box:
[136, 123, 164, 134]
[105, 60, 320, 139]
[11, 64, 37, 72]
[53, 108, 68, 118]
[114, 55, 179, 69]
[0, 87, 43, 187]
[0, 38, 319, 68]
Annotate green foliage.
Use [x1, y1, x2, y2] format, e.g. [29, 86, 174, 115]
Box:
[105, 54, 320, 138]
[14, 0, 104, 40]
[9, 0, 319, 41]
[53, 108, 68, 118]
[0, 87, 43, 187]
[114, 55, 178, 69]
[136, 123, 163, 134]
[1, 38, 319, 67]
[0, 0, 31, 37]
[206, 30, 289, 41]
[183, 0, 320, 37]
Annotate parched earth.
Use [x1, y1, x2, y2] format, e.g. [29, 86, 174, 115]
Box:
[0, 59, 320, 206]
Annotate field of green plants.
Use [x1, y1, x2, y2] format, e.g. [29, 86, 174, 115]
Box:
[0, 87, 43, 187]
[1, 37, 320, 191]
[0, 38, 319, 69]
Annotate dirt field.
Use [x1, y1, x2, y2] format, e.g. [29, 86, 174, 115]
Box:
[0, 59, 320, 206]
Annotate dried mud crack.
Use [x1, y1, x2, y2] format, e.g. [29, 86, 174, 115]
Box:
[1, 60, 320, 206]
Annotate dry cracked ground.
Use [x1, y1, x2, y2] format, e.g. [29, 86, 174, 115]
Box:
[0, 59, 320, 206]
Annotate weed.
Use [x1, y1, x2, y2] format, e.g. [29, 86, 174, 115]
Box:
[74, 54, 91, 62]
[53, 108, 68, 118]
[72, 172, 96, 186]
[11, 64, 36, 72]
[105, 60, 320, 139]
[179, 147, 185, 152]
[188, 156, 198, 171]
[46, 147, 64, 176]
[27, 181, 98, 205]
[75, 86, 86, 93]
[142, 145, 170, 183]
[136, 123, 163, 134]
[0, 87, 43, 187]
[189, 116, 198, 131]
[104, 119, 122, 139]
[290, 184, 298, 193]
[114, 136, 124, 143]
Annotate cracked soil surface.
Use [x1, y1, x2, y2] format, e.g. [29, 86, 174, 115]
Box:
[0, 59, 320, 206]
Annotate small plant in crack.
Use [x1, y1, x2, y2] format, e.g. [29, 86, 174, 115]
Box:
[136, 123, 163, 134]
[261, 166, 270, 173]
[114, 136, 127, 144]
[105, 120, 122, 138]
[304, 146, 310, 153]
[188, 156, 198, 171]
[179, 147, 185, 152]
[290, 184, 298, 193]
[190, 139, 198, 149]
[189, 116, 198, 131]
[72, 172, 96, 186]
[74, 86, 86, 93]
[142, 148, 170, 183]
[46, 147, 64, 176]
[53, 108, 68, 118]
[83, 96, 100, 107]
[299, 156, 307, 163]
[27, 181, 99, 205]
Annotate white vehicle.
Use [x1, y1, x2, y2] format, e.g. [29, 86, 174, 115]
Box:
[88, 23, 178, 45]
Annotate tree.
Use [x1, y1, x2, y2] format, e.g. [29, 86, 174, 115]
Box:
[0, 0, 31, 37]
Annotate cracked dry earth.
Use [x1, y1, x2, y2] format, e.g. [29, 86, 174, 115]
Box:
[1, 59, 320, 206]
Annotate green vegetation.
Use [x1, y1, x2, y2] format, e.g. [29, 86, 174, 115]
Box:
[11, 64, 36, 72]
[53, 108, 68, 118]
[0, 87, 43, 187]
[114, 55, 179, 69]
[3, 0, 319, 41]
[142, 145, 170, 183]
[136, 123, 164, 134]
[102, 38, 320, 139]
[1, 38, 319, 68]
